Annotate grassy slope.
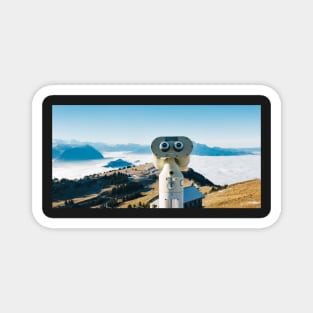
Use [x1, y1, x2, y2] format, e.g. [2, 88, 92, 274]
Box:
[52, 163, 154, 208]
[200, 179, 261, 208]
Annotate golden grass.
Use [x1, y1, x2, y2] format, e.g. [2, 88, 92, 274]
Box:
[202, 179, 261, 208]
[52, 193, 98, 208]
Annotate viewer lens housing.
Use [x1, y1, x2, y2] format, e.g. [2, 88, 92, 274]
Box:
[160, 141, 170, 152]
[173, 141, 184, 151]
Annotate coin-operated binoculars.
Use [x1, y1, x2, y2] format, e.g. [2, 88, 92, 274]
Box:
[151, 136, 193, 208]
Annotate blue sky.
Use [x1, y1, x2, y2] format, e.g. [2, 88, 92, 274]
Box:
[53, 105, 261, 147]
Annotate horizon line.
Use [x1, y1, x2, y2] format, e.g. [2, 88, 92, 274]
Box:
[53, 138, 261, 149]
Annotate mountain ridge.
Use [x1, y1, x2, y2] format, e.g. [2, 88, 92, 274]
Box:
[53, 139, 260, 157]
[56, 145, 104, 161]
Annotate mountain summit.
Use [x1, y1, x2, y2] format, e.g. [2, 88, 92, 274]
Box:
[57, 145, 104, 161]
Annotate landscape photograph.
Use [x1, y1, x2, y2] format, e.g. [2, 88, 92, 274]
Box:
[52, 104, 261, 210]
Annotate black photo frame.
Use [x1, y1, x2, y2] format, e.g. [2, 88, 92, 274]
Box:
[42, 95, 270, 219]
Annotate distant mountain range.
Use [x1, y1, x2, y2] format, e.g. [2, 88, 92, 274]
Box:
[192, 143, 260, 156]
[93, 143, 150, 154]
[53, 139, 260, 160]
[53, 140, 150, 154]
[54, 145, 104, 161]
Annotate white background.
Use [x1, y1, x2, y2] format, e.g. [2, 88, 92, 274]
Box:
[0, 1, 311, 312]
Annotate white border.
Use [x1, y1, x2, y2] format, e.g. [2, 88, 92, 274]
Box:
[32, 85, 281, 229]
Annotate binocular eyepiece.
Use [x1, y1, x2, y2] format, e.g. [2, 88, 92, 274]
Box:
[159, 140, 184, 152]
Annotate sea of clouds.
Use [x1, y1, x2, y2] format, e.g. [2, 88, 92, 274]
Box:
[53, 151, 260, 185]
